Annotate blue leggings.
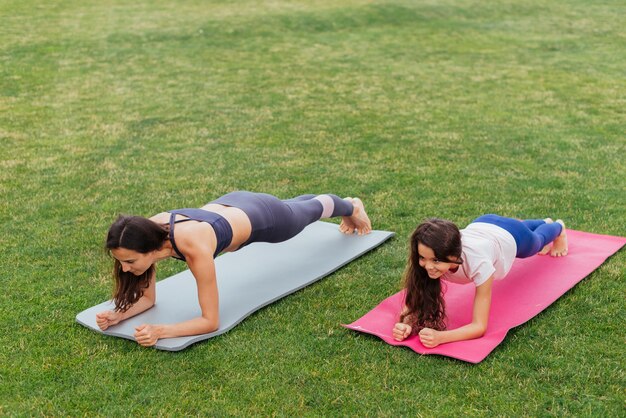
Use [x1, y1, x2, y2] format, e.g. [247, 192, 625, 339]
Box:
[211, 191, 353, 246]
[471, 214, 563, 258]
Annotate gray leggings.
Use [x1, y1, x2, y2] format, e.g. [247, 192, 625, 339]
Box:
[211, 191, 353, 247]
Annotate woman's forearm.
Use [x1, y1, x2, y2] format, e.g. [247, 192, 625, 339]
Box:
[119, 295, 155, 321]
[155, 316, 219, 339]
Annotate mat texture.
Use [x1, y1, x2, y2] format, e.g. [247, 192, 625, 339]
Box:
[344, 229, 625, 363]
[77, 221, 394, 351]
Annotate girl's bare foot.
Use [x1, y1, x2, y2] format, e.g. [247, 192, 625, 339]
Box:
[550, 219, 568, 257]
[538, 218, 554, 255]
[339, 197, 372, 235]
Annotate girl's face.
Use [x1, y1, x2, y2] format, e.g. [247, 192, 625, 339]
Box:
[417, 243, 458, 279]
[110, 247, 154, 276]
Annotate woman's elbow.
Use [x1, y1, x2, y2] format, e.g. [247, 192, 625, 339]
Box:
[204, 318, 219, 333]
[208, 322, 219, 333]
[137, 294, 155, 309]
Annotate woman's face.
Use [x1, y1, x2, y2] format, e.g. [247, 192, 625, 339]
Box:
[417, 242, 458, 279]
[110, 248, 154, 276]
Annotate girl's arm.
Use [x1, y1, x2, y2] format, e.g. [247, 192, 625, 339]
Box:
[133, 244, 220, 347]
[96, 271, 156, 330]
[419, 276, 493, 348]
[392, 306, 414, 341]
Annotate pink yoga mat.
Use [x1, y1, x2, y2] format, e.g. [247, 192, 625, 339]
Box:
[344, 229, 625, 363]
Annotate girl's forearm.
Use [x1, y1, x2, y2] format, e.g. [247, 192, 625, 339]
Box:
[437, 276, 492, 344]
[439, 322, 486, 344]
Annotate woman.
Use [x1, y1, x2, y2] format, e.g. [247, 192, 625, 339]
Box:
[96, 191, 372, 347]
[392, 215, 568, 347]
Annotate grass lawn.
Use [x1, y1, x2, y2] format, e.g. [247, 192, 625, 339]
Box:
[1, 0, 624, 415]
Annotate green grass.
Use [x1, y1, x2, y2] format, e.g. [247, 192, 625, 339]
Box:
[1, 0, 624, 415]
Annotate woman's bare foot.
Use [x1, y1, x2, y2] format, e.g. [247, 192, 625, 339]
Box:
[339, 197, 372, 235]
[550, 219, 568, 257]
[339, 197, 356, 233]
[538, 218, 554, 255]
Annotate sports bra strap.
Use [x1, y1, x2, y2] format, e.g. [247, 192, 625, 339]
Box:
[168, 213, 187, 261]
[167, 209, 234, 259]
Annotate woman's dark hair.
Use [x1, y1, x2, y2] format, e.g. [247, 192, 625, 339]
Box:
[105, 215, 169, 312]
[400, 218, 462, 333]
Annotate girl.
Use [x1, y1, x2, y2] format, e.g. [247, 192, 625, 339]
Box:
[96, 191, 372, 347]
[392, 215, 568, 347]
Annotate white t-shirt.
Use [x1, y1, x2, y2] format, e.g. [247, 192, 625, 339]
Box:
[442, 222, 517, 287]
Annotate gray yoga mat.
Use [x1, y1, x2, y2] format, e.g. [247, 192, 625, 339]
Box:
[76, 221, 394, 351]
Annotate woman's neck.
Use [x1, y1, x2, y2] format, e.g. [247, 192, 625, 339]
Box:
[155, 241, 177, 261]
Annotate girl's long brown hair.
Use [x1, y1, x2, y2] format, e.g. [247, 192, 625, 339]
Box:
[106, 215, 169, 312]
[400, 218, 462, 333]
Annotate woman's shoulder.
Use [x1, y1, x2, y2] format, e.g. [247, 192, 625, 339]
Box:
[149, 212, 171, 224]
